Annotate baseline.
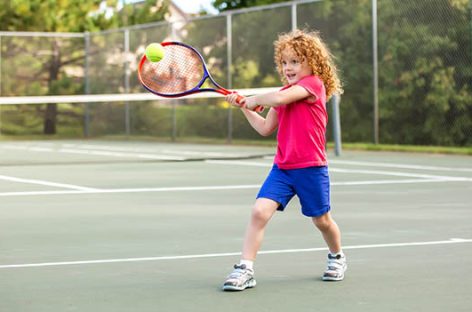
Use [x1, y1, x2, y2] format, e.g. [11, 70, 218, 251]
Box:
[1, 238, 470, 269]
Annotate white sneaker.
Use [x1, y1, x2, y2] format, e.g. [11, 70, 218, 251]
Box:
[323, 253, 347, 281]
[222, 264, 257, 291]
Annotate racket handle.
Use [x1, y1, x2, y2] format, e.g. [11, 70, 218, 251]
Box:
[235, 94, 245, 105]
[232, 92, 264, 113]
[242, 102, 264, 113]
[254, 105, 264, 113]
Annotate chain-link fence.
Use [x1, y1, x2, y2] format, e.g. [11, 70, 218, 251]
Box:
[0, 0, 470, 146]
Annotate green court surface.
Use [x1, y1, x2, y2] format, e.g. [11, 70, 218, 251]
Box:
[1, 140, 471, 312]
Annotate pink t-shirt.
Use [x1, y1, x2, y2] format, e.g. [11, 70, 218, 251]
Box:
[274, 75, 328, 169]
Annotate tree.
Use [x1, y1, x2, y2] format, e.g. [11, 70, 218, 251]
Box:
[0, 0, 169, 134]
[376, 0, 472, 145]
[210, 0, 472, 146]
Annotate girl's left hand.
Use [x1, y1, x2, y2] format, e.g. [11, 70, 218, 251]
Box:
[244, 97, 259, 111]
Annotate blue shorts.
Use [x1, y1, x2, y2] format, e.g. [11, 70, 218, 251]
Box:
[257, 165, 331, 217]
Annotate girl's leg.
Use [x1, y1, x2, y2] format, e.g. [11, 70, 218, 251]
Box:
[312, 211, 342, 254]
[222, 198, 279, 291]
[241, 198, 280, 261]
[313, 212, 347, 281]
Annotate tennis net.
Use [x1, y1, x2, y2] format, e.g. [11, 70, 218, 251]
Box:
[0, 89, 342, 153]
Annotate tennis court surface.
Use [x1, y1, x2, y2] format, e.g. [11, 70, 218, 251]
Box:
[1, 140, 471, 312]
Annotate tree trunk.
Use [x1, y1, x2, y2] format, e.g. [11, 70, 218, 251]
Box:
[43, 103, 57, 134]
[44, 39, 60, 135]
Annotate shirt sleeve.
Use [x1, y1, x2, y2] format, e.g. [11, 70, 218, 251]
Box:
[295, 75, 324, 101]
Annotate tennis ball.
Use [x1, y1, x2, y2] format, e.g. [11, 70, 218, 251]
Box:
[145, 43, 165, 62]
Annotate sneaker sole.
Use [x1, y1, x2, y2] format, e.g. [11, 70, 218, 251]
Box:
[322, 274, 345, 281]
[322, 265, 347, 281]
[222, 279, 256, 291]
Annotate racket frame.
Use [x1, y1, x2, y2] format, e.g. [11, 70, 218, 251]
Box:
[138, 41, 264, 112]
[138, 41, 231, 98]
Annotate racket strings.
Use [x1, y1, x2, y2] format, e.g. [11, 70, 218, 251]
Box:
[140, 45, 204, 95]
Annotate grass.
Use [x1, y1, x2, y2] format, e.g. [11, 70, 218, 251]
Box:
[337, 143, 472, 156]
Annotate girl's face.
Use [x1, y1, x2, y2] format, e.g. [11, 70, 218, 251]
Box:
[280, 48, 312, 85]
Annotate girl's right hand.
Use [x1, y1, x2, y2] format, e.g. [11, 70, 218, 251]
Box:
[225, 92, 246, 108]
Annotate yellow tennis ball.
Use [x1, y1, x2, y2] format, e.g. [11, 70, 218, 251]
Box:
[145, 43, 165, 62]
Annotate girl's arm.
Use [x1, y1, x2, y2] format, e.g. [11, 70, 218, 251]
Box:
[240, 107, 278, 137]
[225, 85, 313, 136]
[245, 85, 314, 111]
[226, 93, 278, 136]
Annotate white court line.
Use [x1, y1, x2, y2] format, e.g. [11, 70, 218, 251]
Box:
[0, 184, 261, 197]
[331, 178, 468, 186]
[206, 160, 271, 167]
[260, 156, 472, 173]
[205, 160, 472, 181]
[0, 159, 469, 197]
[1, 238, 470, 269]
[63, 143, 243, 157]
[329, 159, 472, 173]
[329, 168, 472, 181]
[0, 175, 98, 191]
[0, 145, 187, 161]
[0, 177, 469, 197]
[1, 144, 245, 159]
[58, 148, 186, 161]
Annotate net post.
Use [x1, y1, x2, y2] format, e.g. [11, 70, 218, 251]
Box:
[0, 34, 2, 136]
[372, 0, 379, 144]
[226, 14, 233, 144]
[0, 34, 2, 95]
[470, 0, 472, 69]
[124, 28, 131, 136]
[331, 94, 342, 157]
[291, 2, 297, 31]
[84, 32, 90, 137]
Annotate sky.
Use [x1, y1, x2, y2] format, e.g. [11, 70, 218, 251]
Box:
[172, 0, 218, 14]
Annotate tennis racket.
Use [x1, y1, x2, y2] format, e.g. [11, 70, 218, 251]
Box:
[138, 41, 264, 112]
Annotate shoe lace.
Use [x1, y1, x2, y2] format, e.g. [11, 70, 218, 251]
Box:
[327, 254, 344, 271]
[228, 264, 250, 279]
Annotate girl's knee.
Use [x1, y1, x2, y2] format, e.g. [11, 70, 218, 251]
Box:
[251, 198, 278, 223]
[251, 205, 271, 222]
[312, 213, 334, 231]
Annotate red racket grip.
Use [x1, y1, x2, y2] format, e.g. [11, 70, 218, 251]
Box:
[235, 94, 245, 105]
[231, 92, 264, 113]
[253, 105, 264, 113]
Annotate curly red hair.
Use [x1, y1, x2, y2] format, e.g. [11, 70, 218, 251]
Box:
[274, 29, 343, 99]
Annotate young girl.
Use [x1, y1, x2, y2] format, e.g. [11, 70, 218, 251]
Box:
[222, 29, 346, 291]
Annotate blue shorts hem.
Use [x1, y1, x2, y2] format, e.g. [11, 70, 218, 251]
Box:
[256, 194, 287, 211]
[302, 206, 331, 217]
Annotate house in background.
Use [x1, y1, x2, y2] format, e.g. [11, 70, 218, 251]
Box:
[129, 0, 193, 40]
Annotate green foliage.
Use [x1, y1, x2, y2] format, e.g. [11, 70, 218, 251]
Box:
[295, 0, 471, 146]
[297, 0, 374, 142]
[0, 0, 170, 32]
[1, 0, 471, 146]
[0, 0, 169, 134]
[114, 0, 170, 28]
[230, 5, 292, 88]
[181, 16, 229, 86]
[377, 0, 472, 146]
[1, 0, 104, 32]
